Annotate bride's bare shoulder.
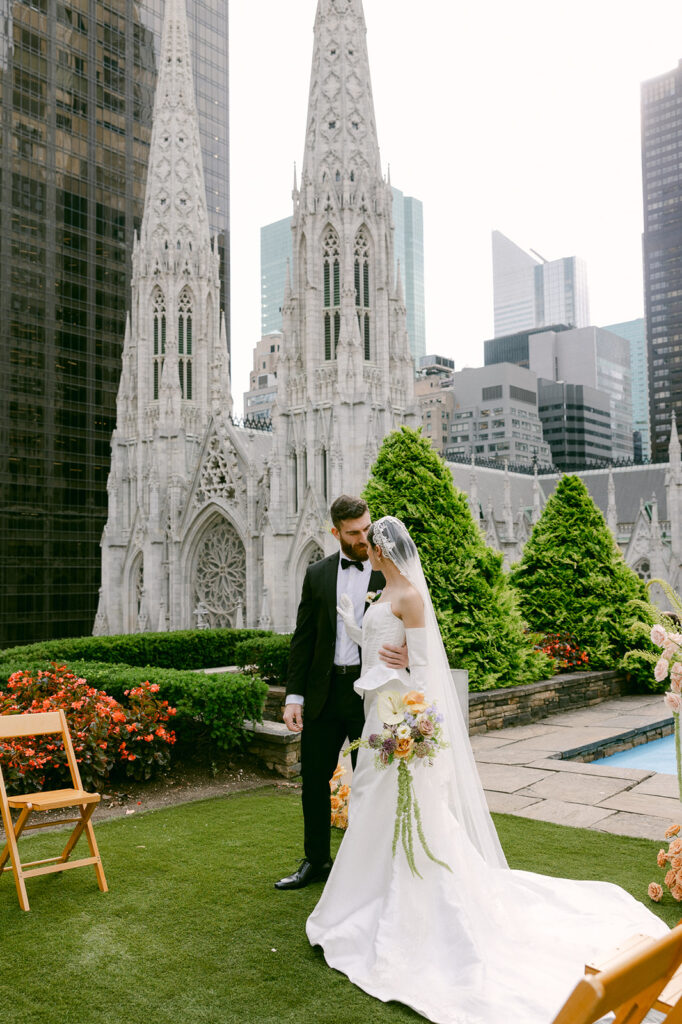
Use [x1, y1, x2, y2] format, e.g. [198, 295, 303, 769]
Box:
[395, 581, 424, 627]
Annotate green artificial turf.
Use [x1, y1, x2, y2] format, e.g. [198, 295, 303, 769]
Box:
[0, 789, 676, 1024]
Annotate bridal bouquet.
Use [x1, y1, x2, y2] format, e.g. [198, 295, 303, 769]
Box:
[346, 690, 451, 878]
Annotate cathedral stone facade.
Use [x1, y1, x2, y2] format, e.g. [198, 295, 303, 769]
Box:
[96, 0, 679, 638]
[95, 0, 419, 636]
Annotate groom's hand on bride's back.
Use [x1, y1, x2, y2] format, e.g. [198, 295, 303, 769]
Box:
[283, 703, 303, 733]
[379, 642, 408, 670]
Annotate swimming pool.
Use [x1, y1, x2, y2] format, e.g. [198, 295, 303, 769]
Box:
[593, 732, 676, 773]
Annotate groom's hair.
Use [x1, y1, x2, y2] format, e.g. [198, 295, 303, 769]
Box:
[330, 494, 368, 529]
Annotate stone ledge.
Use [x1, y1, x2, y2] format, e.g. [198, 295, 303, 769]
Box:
[468, 670, 631, 734]
[243, 718, 301, 779]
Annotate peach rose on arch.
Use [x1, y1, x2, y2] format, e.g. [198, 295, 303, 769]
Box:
[655, 657, 670, 683]
[651, 624, 668, 647]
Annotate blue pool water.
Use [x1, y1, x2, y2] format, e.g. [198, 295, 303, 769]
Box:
[593, 733, 676, 773]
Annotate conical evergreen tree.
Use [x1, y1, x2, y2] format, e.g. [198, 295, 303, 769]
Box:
[363, 427, 549, 690]
[508, 474, 653, 675]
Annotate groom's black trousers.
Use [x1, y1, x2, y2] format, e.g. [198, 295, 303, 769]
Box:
[300, 665, 364, 867]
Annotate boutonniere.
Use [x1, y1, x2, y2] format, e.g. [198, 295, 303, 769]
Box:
[365, 590, 383, 604]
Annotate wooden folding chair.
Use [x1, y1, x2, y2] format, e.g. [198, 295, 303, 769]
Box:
[0, 710, 108, 911]
[551, 923, 682, 1024]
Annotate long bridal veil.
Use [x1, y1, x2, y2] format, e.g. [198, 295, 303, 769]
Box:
[369, 515, 507, 869]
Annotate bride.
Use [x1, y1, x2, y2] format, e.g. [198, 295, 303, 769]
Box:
[306, 515, 668, 1024]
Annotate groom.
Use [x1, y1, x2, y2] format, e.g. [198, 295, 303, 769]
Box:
[275, 494, 408, 890]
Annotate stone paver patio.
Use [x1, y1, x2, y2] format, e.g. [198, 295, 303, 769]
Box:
[472, 694, 682, 840]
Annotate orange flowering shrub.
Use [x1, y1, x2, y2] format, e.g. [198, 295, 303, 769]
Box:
[648, 824, 682, 903]
[330, 764, 350, 830]
[0, 664, 176, 793]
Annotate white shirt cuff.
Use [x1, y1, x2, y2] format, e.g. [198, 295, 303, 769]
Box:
[285, 694, 304, 705]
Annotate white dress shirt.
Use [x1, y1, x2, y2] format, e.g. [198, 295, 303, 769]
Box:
[286, 555, 371, 707]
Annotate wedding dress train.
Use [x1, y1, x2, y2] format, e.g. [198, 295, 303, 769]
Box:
[307, 600, 668, 1024]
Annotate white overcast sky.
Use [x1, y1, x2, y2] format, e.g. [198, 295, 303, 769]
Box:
[228, 0, 682, 415]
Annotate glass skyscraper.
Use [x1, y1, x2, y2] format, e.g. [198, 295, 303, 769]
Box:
[260, 187, 426, 361]
[642, 61, 682, 462]
[0, 0, 229, 647]
[492, 230, 590, 338]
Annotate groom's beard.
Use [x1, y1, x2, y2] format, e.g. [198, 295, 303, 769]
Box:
[339, 538, 369, 562]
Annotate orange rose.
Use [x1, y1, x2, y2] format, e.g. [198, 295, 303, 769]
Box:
[648, 882, 663, 903]
[666, 868, 677, 889]
[672, 884, 682, 902]
[658, 848, 669, 868]
[669, 838, 682, 855]
[671, 854, 682, 871]
[666, 824, 681, 839]
[330, 794, 342, 810]
[403, 691, 428, 714]
[394, 737, 414, 759]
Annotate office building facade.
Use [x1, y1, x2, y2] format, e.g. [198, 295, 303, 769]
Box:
[0, 0, 230, 646]
[642, 62, 682, 462]
[260, 186, 425, 361]
[445, 363, 551, 468]
[537, 380, 612, 469]
[604, 318, 650, 460]
[492, 230, 590, 338]
[485, 325, 634, 462]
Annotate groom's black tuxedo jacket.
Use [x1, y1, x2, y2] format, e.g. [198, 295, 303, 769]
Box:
[286, 551, 385, 721]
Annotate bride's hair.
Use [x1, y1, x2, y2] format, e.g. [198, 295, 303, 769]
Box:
[368, 516, 417, 564]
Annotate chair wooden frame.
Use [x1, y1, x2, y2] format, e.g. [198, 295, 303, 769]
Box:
[551, 923, 682, 1024]
[0, 710, 108, 911]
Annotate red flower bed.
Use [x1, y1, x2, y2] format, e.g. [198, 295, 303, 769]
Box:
[0, 664, 176, 793]
[536, 632, 590, 672]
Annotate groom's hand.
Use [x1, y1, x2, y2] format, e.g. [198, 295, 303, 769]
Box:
[283, 702, 303, 732]
[379, 641, 409, 670]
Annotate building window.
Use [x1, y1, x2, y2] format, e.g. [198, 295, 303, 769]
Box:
[177, 288, 193, 400]
[152, 287, 166, 400]
[354, 227, 371, 359]
[322, 226, 341, 360]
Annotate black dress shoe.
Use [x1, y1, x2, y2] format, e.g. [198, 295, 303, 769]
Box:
[274, 858, 332, 890]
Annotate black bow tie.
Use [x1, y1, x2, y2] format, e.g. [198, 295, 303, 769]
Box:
[341, 557, 364, 571]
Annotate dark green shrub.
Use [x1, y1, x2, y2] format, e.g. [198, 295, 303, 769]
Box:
[509, 475, 655, 687]
[233, 635, 292, 684]
[0, 628, 273, 671]
[0, 658, 269, 756]
[363, 426, 551, 690]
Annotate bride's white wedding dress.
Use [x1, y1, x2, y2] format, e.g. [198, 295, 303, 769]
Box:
[307, 600, 668, 1024]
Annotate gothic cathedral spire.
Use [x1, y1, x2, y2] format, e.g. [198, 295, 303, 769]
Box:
[270, 0, 418, 533]
[96, 0, 231, 636]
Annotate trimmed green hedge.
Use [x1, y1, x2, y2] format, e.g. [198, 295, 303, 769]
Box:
[0, 658, 269, 757]
[233, 635, 292, 685]
[0, 628, 273, 672]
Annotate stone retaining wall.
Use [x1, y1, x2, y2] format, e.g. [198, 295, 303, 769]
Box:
[468, 670, 632, 735]
[248, 670, 634, 776]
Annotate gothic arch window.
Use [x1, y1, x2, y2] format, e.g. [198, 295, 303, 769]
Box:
[354, 228, 371, 360]
[152, 288, 166, 400]
[178, 287, 193, 400]
[322, 226, 341, 360]
[192, 516, 246, 628]
[635, 559, 651, 582]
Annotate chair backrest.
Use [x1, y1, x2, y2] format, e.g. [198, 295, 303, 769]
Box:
[0, 710, 84, 791]
[0, 712, 64, 739]
[552, 923, 682, 1024]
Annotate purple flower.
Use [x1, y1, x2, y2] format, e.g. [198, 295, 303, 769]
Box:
[368, 733, 382, 749]
[382, 736, 397, 754]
